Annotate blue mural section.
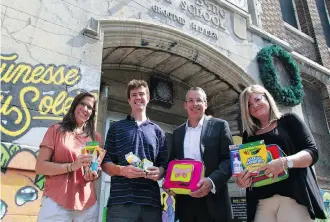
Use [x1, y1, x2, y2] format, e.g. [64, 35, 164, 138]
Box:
[317, 189, 330, 221]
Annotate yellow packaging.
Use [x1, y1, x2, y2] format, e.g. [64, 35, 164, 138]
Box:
[142, 159, 153, 171]
[238, 140, 267, 175]
[82, 141, 99, 154]
[125, 152, 142, 168]
[82, 141, 106, 172]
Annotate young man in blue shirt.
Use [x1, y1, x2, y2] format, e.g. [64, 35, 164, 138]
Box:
[102, 79, 167, 222]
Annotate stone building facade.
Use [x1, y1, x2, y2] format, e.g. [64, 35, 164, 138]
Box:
[1, 0, 329, 221]
[260, 0, 330, 189]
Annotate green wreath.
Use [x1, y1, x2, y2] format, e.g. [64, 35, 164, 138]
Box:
[257, 45, 304, 106]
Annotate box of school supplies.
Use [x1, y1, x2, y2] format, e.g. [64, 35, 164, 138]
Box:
[230, 141, 289, 187]
[230, 140, 267, 177]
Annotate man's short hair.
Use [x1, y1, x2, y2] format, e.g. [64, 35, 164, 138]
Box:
[186, 87, 207, 102]
[126, 79, 150, 99]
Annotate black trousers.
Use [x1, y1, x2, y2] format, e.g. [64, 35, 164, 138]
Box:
[176, 196, 216, 222]
[107, 204, 162, 222]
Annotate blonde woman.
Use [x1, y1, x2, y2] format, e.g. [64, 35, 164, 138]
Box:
[236, 85, 326, 222]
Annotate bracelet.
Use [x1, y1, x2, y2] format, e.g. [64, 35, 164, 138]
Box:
[280, 157, 287, 174]
[69, 163, 73, 172]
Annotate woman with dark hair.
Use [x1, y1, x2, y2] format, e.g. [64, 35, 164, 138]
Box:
[36, 92, 102, 221]
[236, 85, 326, 222]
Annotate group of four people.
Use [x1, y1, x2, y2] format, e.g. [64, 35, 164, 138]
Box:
[35, 80, 327, 222]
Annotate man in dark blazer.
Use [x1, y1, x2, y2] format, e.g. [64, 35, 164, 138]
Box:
[167, 87, 233, 222]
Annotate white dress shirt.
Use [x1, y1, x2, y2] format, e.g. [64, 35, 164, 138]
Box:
[184, 115, 216, 193]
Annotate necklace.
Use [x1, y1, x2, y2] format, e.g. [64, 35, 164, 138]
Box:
[257, 120, 274, 131]
[73, 129, 85, 136]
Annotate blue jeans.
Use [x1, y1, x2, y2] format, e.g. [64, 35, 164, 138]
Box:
[107, 204, 162, 222]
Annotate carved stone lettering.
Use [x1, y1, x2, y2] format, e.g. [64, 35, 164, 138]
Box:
[180, 1, 226, 30]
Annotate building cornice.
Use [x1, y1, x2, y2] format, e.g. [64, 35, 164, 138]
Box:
[284, 22, 315, 43]
[98, 7, 330, 85]
[100, 19, 255, 92]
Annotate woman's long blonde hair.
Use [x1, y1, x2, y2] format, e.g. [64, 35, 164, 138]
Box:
[239, 85, 282, 136]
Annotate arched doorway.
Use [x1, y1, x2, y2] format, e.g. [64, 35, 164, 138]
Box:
[96, 19, 255, 222]
[99, 19, 254, 134]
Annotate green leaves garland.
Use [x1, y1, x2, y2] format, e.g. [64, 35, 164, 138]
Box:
[257, 45, 304, 106]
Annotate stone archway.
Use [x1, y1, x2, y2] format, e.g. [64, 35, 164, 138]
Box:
[99, 19, 255, 134]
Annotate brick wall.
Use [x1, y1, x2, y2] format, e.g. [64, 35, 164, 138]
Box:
[260, 0, 317, 61]
[300, 70, 330, 189]
[301, 73, 330, 135]
[294, 0, 313, 37]
[260, 0, 286, 39]
[283, 28, 317, 61]
[293, 0, 321, 63]
[260, 0, 330, 134]
[260, 0, 330, 68]
[306, 0, 330, 69]
[301, 79, 330, 190]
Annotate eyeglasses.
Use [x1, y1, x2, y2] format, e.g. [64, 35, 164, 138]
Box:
[248, 94, 265, 108]
[185, 99, 205, 105]
[79, 101, 93, 111]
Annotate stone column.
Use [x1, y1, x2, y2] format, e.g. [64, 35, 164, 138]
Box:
[318, 83, 330, 189]
[322, 83, 330, 134]
[95, 84, 109, 200]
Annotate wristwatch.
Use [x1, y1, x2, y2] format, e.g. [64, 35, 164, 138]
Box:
[286, 157, 294, 168]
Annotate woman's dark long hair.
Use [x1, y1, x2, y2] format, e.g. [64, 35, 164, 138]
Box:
[59, 92, 97, 140]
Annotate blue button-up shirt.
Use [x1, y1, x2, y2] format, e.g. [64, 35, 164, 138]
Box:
[103, 115, 167, 207]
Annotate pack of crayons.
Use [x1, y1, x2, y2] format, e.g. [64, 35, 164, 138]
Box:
[230, 140, 267, 177]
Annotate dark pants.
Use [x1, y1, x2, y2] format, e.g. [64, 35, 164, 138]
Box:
[107, 204, 162, 222]
[176, 197, 215, 222]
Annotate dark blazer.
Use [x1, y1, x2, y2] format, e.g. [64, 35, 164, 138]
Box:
[168, 116, 233, 221]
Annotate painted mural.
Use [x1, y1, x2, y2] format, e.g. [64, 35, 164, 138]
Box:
[321, 189, 330, 217]
[0, 53, 97, 142]
[0, 142, 45, 221]
[316, 189, 330, 222]
[161, 189, 176, 222]
[0, 53, 101, 221]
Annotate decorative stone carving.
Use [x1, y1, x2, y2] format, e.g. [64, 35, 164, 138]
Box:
[232, 13, 247, 40]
